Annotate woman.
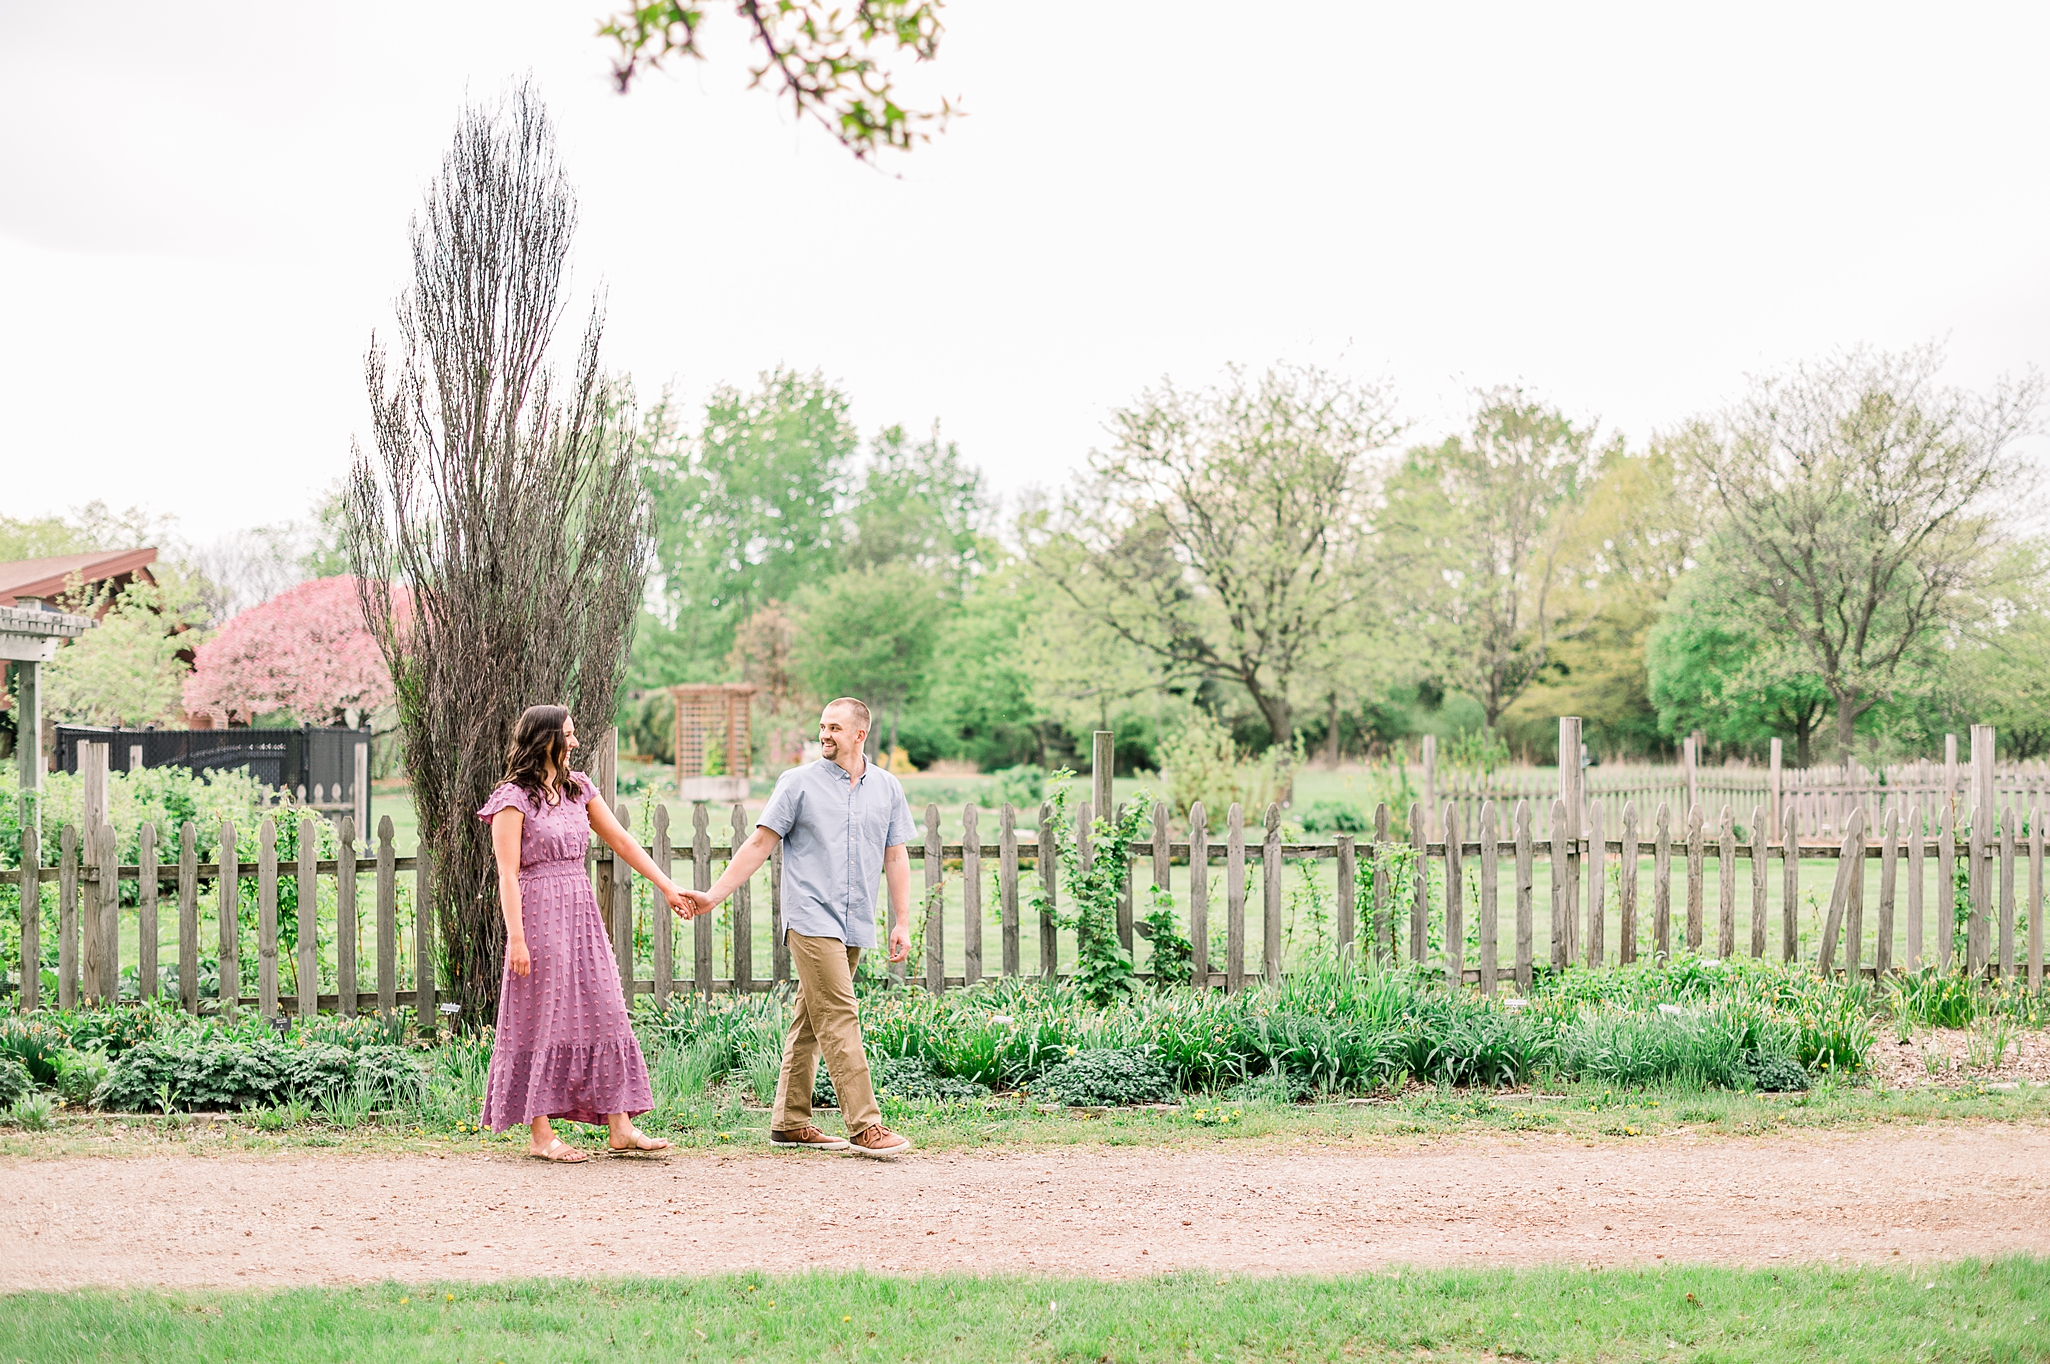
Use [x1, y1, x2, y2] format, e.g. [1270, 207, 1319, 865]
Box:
[477, 704, 691, 1161]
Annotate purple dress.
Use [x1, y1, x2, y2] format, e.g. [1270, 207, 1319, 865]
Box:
[475, 773, 652, 1130]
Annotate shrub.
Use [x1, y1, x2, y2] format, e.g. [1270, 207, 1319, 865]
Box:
[0, 1018, 67, 1085]
[55, 1049, 110, 1106]
[1156, 710, 1297, 831]
[93, 1040, 425, 1113]
[0, 1055, 31, 1109]
[1034, 1047, 1174, 1106]
[8, 1093, 55, 1131]
[992, 765, 1046, 811]
[813, 1054, 988, 1108]
[1742, 1051, 1809, 1092]
[1299, 799, 1369, 835]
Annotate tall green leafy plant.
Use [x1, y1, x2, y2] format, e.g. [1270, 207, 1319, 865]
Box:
[1028, 777, 1153, 1005]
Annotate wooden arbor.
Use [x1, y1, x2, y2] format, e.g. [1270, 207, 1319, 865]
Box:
[669, 683, 757, 802]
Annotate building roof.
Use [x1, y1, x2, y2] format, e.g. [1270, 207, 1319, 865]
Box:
[0, 548, 158, 606]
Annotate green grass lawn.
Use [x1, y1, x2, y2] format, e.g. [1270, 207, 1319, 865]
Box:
[10, 1259, 2049, 1362]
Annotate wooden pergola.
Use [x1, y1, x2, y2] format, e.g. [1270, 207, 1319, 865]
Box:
[669, 683, 757, 802]
[2, 601, 95, 806]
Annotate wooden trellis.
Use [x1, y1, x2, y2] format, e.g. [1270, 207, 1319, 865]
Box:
[669, 683, 756, 801]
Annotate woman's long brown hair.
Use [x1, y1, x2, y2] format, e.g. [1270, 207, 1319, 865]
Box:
[502, 704, 574, 806]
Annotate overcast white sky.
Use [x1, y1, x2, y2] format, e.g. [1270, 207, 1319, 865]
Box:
[2, 2, 2046, 543]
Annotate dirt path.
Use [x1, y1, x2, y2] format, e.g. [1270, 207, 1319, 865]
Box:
[5, 1127, 2048, 1289]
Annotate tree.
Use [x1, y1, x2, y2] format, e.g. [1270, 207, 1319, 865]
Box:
[1380, 390, 1600, 730]
[1645, 567, 1835, 763]
[841, 422, 986, 589]
[600, 1, 955, 160]
[636, 369, 855, 684]
[182, 577, 395, 726]
[1683, 345, 2041, 757]
[345, 85, 652, 1026]
[41, 579, 205, 728]
[1033, 363, 1401, 747]
[789, 561, 948, 754]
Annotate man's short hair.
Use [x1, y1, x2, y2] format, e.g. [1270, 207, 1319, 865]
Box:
[824, 697, 871, 732]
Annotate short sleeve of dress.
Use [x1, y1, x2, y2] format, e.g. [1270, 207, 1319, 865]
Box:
[476, 782, 530, 822]
[568, 772, 598, 805]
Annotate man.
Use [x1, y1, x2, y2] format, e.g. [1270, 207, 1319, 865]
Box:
[680, 696, 914, 1157]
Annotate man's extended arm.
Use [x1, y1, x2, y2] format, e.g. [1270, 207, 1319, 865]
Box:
[677, 825, 781, 917]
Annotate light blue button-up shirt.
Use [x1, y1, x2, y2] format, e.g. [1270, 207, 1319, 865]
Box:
[757, 758, 914, 949]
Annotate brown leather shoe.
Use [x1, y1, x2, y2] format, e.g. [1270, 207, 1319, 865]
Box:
[769, 1124, 850, 1152]
[849, 1124, 912, 1158]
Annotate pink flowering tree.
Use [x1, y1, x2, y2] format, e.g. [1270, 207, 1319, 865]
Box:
[184, 576, 397, 725]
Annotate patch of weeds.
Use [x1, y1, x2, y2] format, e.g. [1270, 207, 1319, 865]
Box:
[1677, 1106, 1721, 1123]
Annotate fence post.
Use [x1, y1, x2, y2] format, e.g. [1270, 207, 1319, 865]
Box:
[999, 802, 1019, 978]
[1513, 799, 1534, 992]
[258, 817, 278, 1020]
[1970, 724, 1994, 976]
[1749, 805, 1768, 960]
[1652, 803, 1672, 960]
[1781, 803, 1800, 962]
[1189, 803, 1209, 989]
[139, 821, 158, 1005]
[79, 743, 104, 1004]
[1372, 802, 1392, 963]
[1335, 829, 1355, 966]
[1906, 802, 1924, 972]
[97, 818, 119, 1004]
[1150, 801, 1170, 972]
[297, 814, 319, 1019]
[610, 800, 636, 999]
[1999, 814, 2016, 984]
[1478, 801, 1498, 992]
[1685, 805, 1706, 953]
[337, 815, 357, 1017]
[58, 824, 76, 1008]
[2029, 808, 2043, 995]
[1875, 807, 1898, 979]
[1409, 803, 1428, 963]
[692, 803, 713, 993]
[1717, 806, 1736, 960]
[19, 821, 40, 1011]
[413, 842, 435, 1032]
[1038, 801, 1059, 981]
[1586, 800, 1605, 969]
[376, 816, 396, 1017]
[963, 803, 983, 986]
[219, 819, 239, 1016]
[731, 802, 754, 994]
[1769, 739, 1783, 844]
[1619, 801, 1638, 966]
[924, 803, 944, 995]
[1817, 811, 1866, 977]
[1443, 803, 1463, 985]
[1937, 802, 1956, 971]
[653, 804, 674, 1004]
[1225, 802, 1245, 991]
[1262, 803, 1282, 986]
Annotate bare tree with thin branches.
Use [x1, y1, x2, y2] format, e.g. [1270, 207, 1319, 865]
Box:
[1686, 344, 2040, 757]
[346, 83, 652, 1025]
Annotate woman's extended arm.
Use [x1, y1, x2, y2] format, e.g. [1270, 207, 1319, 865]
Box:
[586, 794, 693, 913]
[490, 807, 531, 978]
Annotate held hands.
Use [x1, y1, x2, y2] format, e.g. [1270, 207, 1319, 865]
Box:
[666, 885, 715, 920]
[507, 937, 532, 978]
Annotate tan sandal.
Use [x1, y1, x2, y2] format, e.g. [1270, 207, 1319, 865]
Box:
[529, 1137, 589, 1163]
[607, 1125, 671, 1157]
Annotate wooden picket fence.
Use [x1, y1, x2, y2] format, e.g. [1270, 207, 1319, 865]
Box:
[8, 784, 2046, 1018]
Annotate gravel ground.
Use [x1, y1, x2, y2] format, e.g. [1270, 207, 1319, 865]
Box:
[4, 1125, 2048, 1289]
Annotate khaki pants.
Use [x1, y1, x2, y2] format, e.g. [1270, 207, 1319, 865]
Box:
[770, 931, 881, 1136]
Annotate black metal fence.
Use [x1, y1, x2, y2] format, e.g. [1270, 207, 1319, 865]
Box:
[54, 725, 369, 807]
